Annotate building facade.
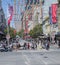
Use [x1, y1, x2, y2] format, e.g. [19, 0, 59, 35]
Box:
[13, 0, 44, 32]
[43, 16, 58, 36]
[13, 0, 22, 32]
[0, 0, 6, 40]
[22, 0, 44, 34]
[0, 0, 6, 33]
[43, 17, 50, 35]
[57, 0, 60, 31]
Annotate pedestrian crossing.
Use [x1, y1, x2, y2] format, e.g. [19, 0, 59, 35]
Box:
[0, 50, 60, 65]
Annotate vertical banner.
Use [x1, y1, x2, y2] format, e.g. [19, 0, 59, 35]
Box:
[8, 4, 13, 25]
[28, 13, 32, 20]
[51, 4, 57, 24]
[49, 7, 52, 24]
[24, 21, 29, 34]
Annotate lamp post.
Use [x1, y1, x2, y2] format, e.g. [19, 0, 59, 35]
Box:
[6, 4, 10, 47]
[6, 17, 10, 47]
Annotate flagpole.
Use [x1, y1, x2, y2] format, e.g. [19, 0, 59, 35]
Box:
[6, 4, 10, 47]
[6, 18, 10, 47]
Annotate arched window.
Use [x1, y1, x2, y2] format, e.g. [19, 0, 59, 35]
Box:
[25, 0, 29, 5]
[34, 0, 37, 4]
[30, 0, 33, 5]
[37, 0, 40, 4]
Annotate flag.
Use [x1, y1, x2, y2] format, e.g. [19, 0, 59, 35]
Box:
[28, 13, 32, 20]
[8, 15, 12, 25]
[51, 4, 58, 24]
[8, 4, 13, 25]
[49, 7, 52, 24]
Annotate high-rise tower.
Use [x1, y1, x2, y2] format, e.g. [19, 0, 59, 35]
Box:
[0, 0, 6, 32]
[13, 0, 21, 32]
[0, 0, 6, 40]
[57, 0, 60, 31]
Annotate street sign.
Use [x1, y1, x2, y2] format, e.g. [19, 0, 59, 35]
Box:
[6, 34, 10, 40]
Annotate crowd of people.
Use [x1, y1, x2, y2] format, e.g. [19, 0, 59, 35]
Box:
[0, 37, 60, 52]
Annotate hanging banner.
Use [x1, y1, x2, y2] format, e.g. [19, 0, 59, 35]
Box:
[28, 13, 32, 20]
[49, 7, 52, 24]
[51, 4, 58, 24]
[8, 4, 13, 25]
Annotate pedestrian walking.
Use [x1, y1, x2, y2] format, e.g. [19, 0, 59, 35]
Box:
[58, 40, 60, 48]
[46, 41, 50, 50]
[28, 43, 30, 49]
[23, 42, 27, 50]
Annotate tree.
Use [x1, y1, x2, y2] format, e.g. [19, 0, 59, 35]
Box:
[4, 27, 16, 38]
[29, 24, 43, 38]
[9, 27, 16, 38]
[16, 29, 24, 38]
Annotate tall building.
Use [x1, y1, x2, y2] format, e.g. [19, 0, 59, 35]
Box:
[57, 0, 60, 31]
[0, 0, 6, 40]
[14, 0, 24, 32]
[0, 0, 6, 33]
[22, 0, 44, 34]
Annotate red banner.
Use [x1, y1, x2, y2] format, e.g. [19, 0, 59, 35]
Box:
[51, 4, 57, 24]
[24, 20, 29, 34]
[8, 4, 13, 25]
[28, 13, 32, 20]
[8, 15, 12, 25]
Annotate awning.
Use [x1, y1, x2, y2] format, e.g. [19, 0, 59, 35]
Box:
[38, 34, 47, 39]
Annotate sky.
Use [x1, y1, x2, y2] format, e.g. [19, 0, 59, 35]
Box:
[1, 0, 24, 28]
[1, 0, 58, 28]
[2, 0, 14, 27]
[43, 0, 58, 18]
